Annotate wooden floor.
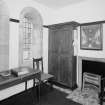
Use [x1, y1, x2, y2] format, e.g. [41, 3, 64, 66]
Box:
[0, 84, 81, 105]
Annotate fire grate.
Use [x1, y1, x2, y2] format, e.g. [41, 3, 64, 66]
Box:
[82, 72, 101, 93]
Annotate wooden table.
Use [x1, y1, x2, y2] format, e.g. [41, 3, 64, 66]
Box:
[0, 66, 41, 102]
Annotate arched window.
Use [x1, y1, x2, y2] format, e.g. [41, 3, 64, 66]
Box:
[19, 7, 43, 67]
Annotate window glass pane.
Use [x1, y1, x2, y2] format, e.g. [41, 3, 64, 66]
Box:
[23, 17, 33, 60]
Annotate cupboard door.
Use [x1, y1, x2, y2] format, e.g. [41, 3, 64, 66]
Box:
[48, 29, 60, 81]
[48, 23, 77, 88]
[58, 27, 74, 87]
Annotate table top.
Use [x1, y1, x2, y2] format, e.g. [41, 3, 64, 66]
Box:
[0, 66, 41, 90]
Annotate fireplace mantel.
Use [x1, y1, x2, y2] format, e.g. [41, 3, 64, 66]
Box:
[78, 56, 105, 63]
[77, 56, 105, 88]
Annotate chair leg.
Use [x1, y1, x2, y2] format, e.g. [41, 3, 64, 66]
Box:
[38, 84, 40, 103]
[36, 83, 41, 105]
[50, 82, 53, 90]
[48, 79, 54, 90]
[31, 87, 36, 105]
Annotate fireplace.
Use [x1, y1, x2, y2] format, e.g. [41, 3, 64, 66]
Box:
[82, 60, 105, 77]
[82, 59, 105, 92]
[77, 56, 105, 105]
[77, 56, 105, 88]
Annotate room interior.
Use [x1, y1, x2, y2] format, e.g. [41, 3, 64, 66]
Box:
[0, 0, 105, 105]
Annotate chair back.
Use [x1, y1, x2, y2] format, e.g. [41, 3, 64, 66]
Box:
[33, 57, 43, 73]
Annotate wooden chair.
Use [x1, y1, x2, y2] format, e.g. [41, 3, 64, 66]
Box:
[33, 57, 54, 91]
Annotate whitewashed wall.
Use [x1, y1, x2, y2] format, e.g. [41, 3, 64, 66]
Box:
[52, 0, 105, 24]
[3, 0, 55, 69]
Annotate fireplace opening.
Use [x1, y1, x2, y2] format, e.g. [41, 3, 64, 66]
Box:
[82, 60, 105, 77]
[79, 58, 105, 104]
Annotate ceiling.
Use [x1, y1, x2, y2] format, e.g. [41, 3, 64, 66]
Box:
[34, 0, 85, 9]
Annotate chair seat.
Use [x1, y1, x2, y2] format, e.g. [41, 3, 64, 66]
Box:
[34, 73, 54, 83]
[41, 73, 54, 81]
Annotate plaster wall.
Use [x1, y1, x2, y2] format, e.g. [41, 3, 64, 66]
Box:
[3, 0, 55, 69]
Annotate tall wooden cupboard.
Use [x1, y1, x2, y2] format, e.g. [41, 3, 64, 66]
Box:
[45, 21, 79, 89]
